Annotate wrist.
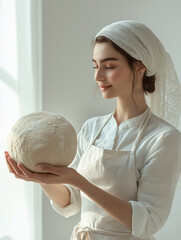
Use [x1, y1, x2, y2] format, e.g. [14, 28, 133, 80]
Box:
[72, 173, 87, 188]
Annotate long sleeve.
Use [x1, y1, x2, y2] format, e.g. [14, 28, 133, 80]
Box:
[128, 129, 181, 239]
[50, 121, 87, 218]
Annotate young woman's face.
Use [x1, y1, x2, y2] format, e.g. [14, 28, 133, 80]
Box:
[92, 42, 137, 99]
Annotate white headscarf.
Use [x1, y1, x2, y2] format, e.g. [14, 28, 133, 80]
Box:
[94, 20, 181, 129]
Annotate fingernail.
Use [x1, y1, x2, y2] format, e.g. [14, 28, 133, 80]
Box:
[37, 165, 43, 170]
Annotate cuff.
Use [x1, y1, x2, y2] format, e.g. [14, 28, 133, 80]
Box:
[128, 200, 149, 238]
[50, 184, 81, 218]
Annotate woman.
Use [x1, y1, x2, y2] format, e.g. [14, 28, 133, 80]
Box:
[5, 20, 181, 240]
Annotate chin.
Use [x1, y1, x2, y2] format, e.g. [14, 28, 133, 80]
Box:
[102, 94, 116, 100]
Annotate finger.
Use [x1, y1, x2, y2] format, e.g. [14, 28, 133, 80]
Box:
[18, 163, 47, 181]
[13, 173, 30, 181]
[4, 151, 12, 159]
[8, 157, 25, 176]
[12, 164, 43, 183]
[17, 163, 35, 178]
[6, 158, 16, 174]
[6, 158, 29, 180]
[4, 153, 42, 183]
[18, 164, 53, 184]
[4, 152, 16, 173]
[4, 151, 10, 160]
[6, 157, 16, 174]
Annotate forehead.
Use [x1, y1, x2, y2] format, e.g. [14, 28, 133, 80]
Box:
[93, 42, 122, 61]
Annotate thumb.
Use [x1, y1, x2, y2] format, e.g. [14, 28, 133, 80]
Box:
[37, 163, 59, 174]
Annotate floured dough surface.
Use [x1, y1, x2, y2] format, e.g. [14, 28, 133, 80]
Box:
[6, 111, 77, 173]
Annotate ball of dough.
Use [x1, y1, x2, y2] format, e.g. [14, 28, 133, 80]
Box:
[6, 111, 77, 173]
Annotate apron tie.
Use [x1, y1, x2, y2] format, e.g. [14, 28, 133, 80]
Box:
[70, 222, 133, 239]
[70, 223, 91, 240]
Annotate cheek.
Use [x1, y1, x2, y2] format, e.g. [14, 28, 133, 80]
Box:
[107, 70, 121, 81]
[108, 68, 131, 83]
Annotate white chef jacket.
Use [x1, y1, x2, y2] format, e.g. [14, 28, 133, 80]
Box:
[50, 107, 181, 239]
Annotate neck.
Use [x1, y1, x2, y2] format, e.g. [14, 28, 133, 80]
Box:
[114, 94, 148, 126]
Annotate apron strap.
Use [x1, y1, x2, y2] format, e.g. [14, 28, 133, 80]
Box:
[131, 108, 152, 154]
[89, 109, 116, 148]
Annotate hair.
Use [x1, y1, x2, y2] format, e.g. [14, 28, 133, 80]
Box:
[93, 36, 155, 107]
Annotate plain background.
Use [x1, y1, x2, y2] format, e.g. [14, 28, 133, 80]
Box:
[41, 0, 181, 239]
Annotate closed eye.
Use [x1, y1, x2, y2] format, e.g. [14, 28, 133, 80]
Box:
[92, 66, 115, 69]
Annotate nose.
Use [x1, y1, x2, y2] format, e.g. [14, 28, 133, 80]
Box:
[94, 67, 105, 82]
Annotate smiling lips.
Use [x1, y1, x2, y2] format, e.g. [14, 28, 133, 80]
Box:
[100, 85, 112, 90]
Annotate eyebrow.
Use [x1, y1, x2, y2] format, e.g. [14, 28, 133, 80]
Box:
[92, 57, 119, 63]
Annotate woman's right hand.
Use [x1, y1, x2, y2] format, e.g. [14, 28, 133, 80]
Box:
[4, 151, 80, 186]
[4, 151, 50, 184]
[4, 151, 36, 182]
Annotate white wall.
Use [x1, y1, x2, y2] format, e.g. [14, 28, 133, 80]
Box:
[41, 0, 181, 239]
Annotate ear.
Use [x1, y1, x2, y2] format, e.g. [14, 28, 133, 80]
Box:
[134, 61, 146, 73]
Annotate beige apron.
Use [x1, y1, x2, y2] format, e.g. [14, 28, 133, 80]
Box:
[70, 108, 153, 240]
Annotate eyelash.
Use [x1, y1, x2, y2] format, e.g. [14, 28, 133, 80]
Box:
[92, 66, 115, 70]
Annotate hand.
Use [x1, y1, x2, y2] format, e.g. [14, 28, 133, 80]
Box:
[4, 151, 81, 186]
